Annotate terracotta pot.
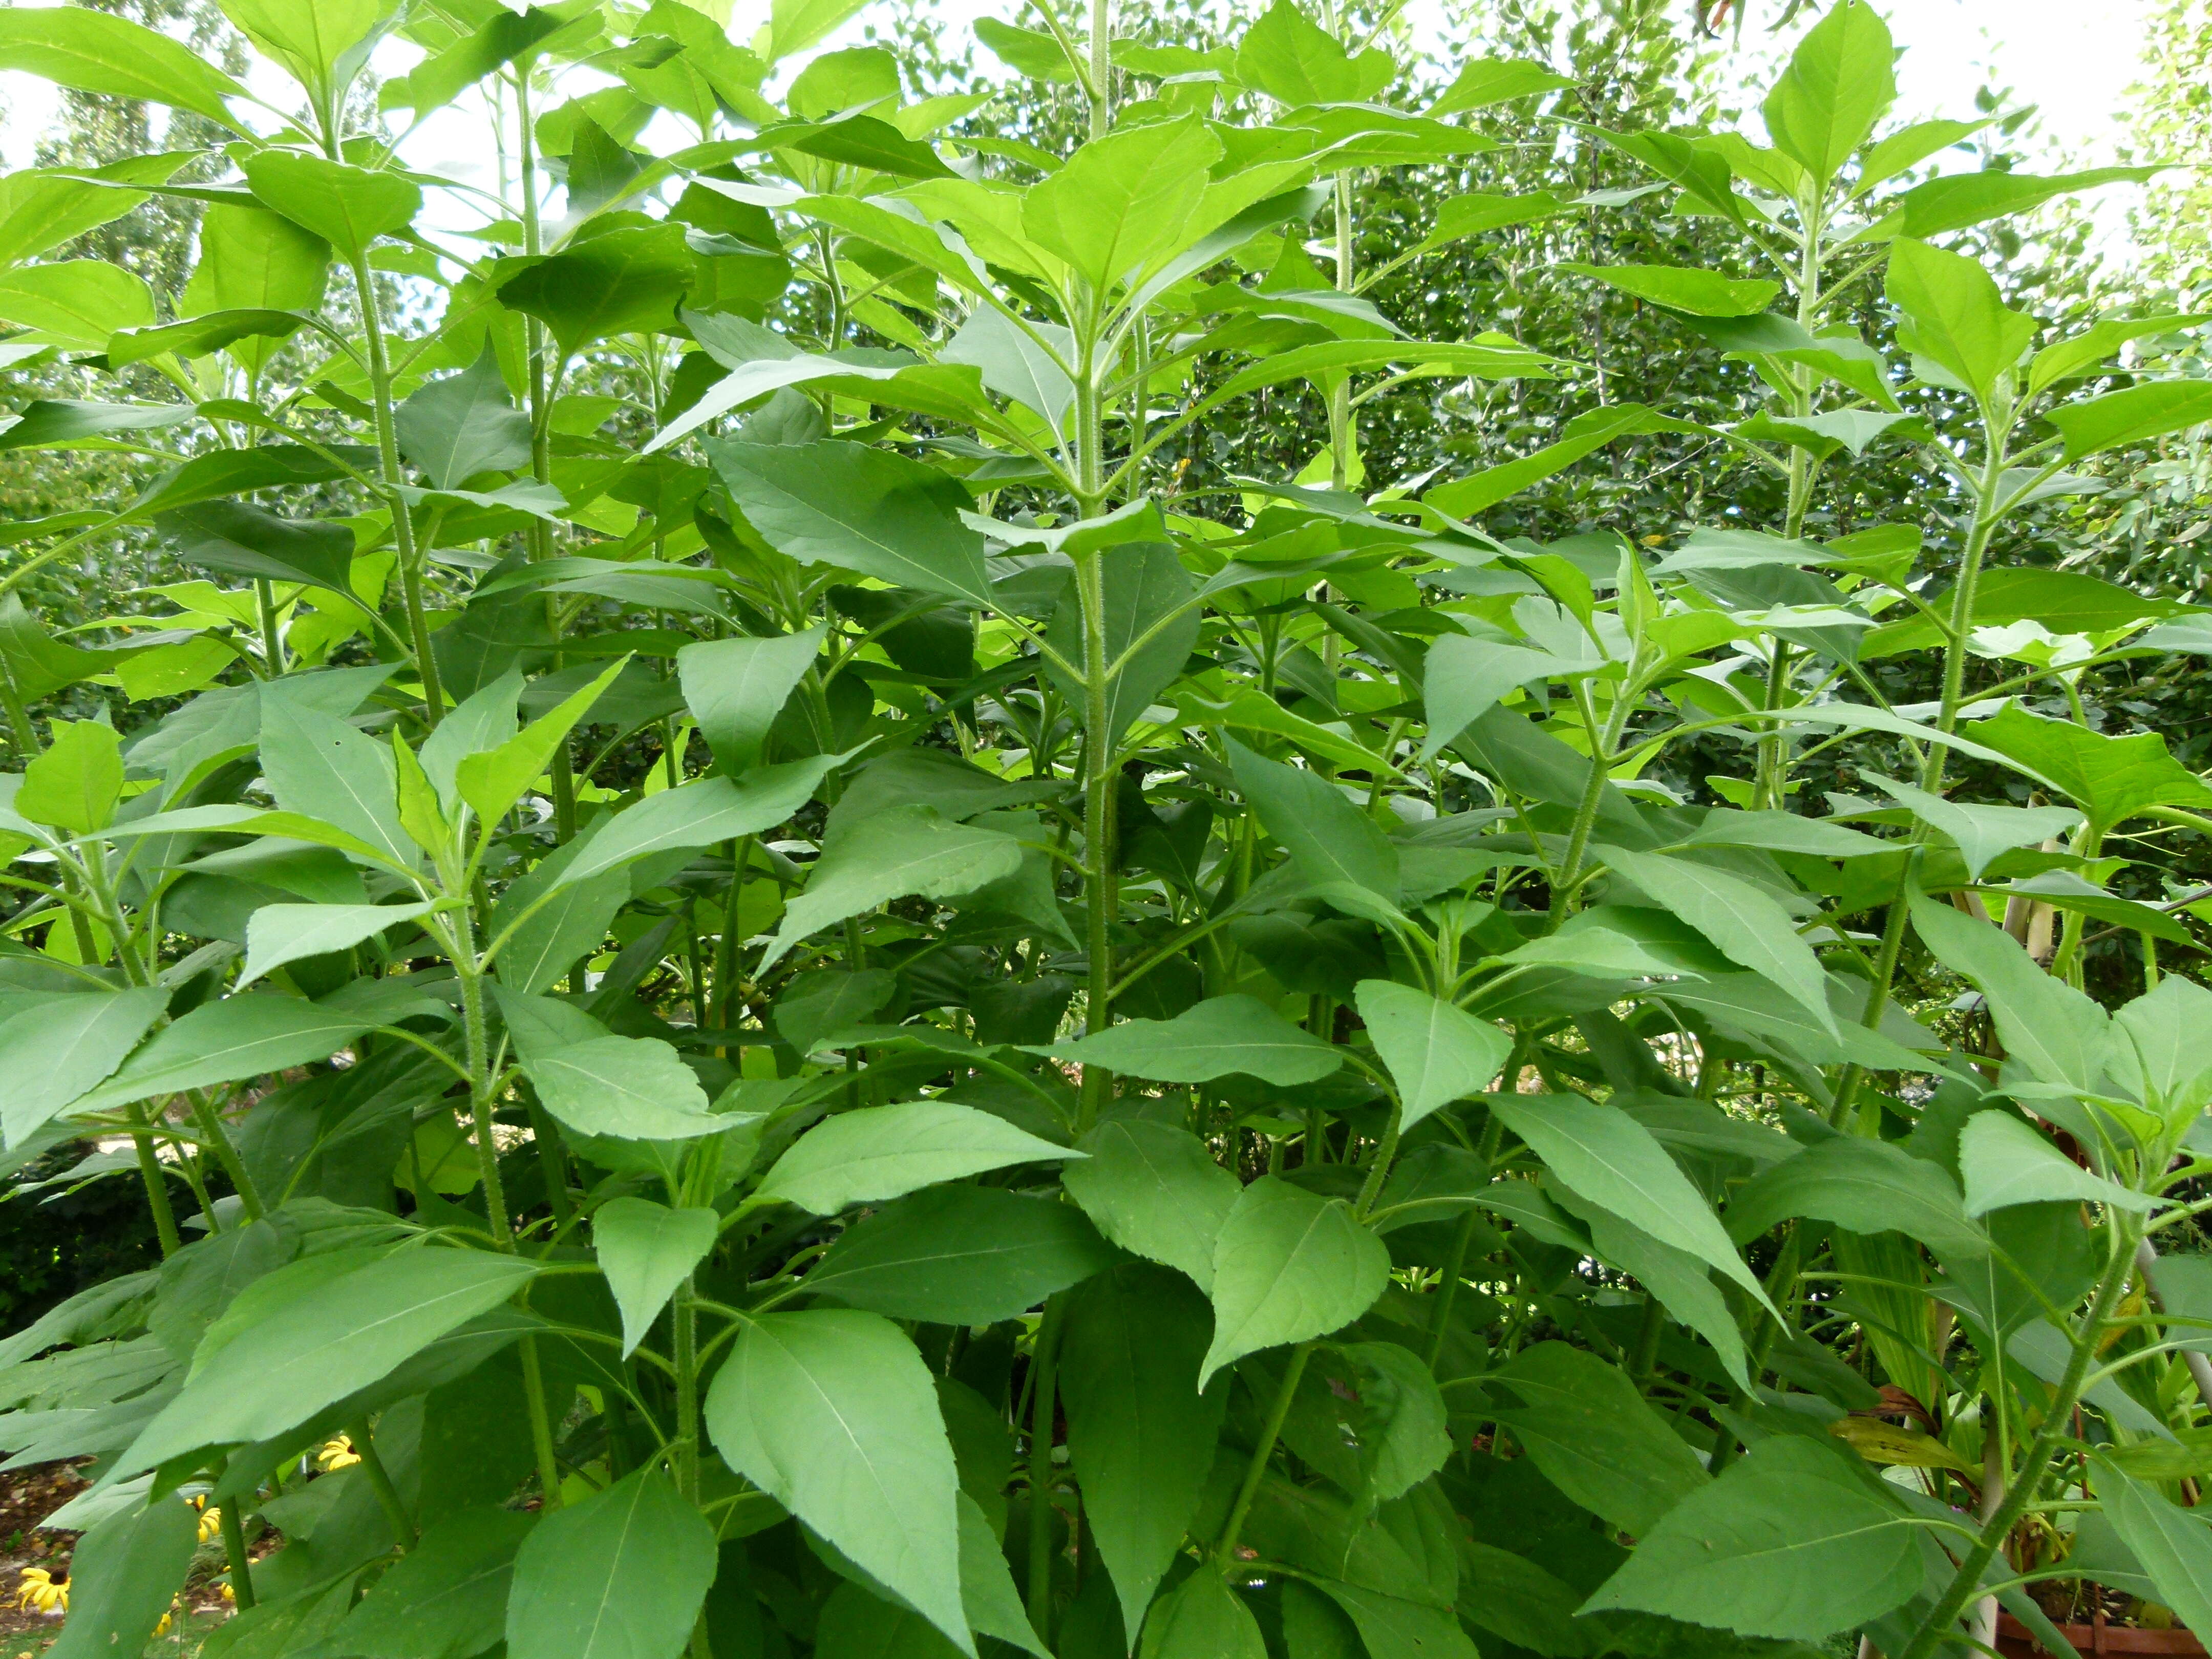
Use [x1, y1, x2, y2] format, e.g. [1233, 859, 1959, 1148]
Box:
[1996, 1613, 2206, 1656]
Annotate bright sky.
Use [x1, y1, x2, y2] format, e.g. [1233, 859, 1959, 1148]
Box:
[0, 0, 2164, 204]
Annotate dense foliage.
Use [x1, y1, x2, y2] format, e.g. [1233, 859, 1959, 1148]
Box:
[1, 4, 2210, 1659]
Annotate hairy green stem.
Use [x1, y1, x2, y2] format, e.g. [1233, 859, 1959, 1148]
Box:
[520, 1332, 565, 1514]
[350, 1416, 417, 1549]
[1214, 1343, 1313, 1569]
[1896, 1223, 2142, 1659]
[345, 253, 445, 725]
[218, 1486, 257, 1609]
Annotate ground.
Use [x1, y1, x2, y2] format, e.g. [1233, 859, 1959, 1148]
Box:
[0, 1461, 232, 1659]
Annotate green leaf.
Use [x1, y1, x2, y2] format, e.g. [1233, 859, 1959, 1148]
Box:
[940, 306, 1076, 430]
[1671, 807, 1890, 860]
[121, 1248, 539, 1474]
[1483, 1341, 1707, 1534]
[1884, 237, 2035, 402]
[1427, 58, 1577, 116]
[1305, 1580, 1478, 1659]
[709, 440, 995, 608]
[1865, 774, 2081, 881]
[0, 986, 168, 1148]
[0, 156, 189, 269]
[2113, 974, 2212, 1116]
[0, 259, 155, 346]
[1045, 542, 1201, 741]
[222, 0, 388, 96]
[555, 754, 847, 891]
[182, 203, 331, 374]
[1424, 403, 1690, 520]
[1725, 1135, 1990, 1257]
[1043, 995, 1344, 1088]
[706, 1309, 971, 1654]
[158, 499, 358, 598]
[239, 900, 436, 990]
[1352, 980, 1511, 1129]
[2028, 313, 2208, 395]
[259, 690, 414, 869]
[1200, 1176, 1390, 1387]
[1597, 845, 1836, 1036]
[2046, 379, 2212, 461]
[2093, 1459, 2212, 1636]
[456, 660, 627, 829]
[397, 346, 533, 491]
[1960, 1112, 2154, 1216]
[765, 112, 955, 179]
[0, 7, 244, 129]
[1061, 1119, 1242, 1292]
[1893, 166, 2160, 238]
[955, 1491, 1048, 1656]
[1582, 1437, 1919, 1641]
[497, 225, 695, 356]
[753, 1100, 1078, 1216]
[1761, 0, 1894, 185]
[1023, 115, 1224, 291]
[379, 7, 566, 116]
[243, 151, 420, 262]
[18, 718, 123, 834]
[806, 1185, 1116, 1324]
[1572, 1203, 1751, 1389]
[1909, 891, 2110, 1095]
[1138, 1572, 1265, 1659]
[1486, 1093, 1772, 1311]
[1061, 1264, 1227, 1641]
[761, 805, 1024, 971]
[43, 1495, 198, 1659]
[507, 1470, 717, 1659]
[1561, 262, 1781, 317]
[1227, 737, 1399, 900]
[975, 17, 1077, 81]
[676, 625, 825, 774]
[1973, 702, 2212, 827]
[526, 1036, 724, 1143]
[595, 1197, 718, 1356]
[0, 397, 193, 451]
[1236, 0, 1393, 105]
[108, 307, 309, 369]
[335, 1508, 536, 1659]
[65, 994, 371, 1118]
[1419, 636, 1566, 762]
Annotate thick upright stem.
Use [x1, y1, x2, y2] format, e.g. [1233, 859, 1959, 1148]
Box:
[1924, 438, 2011, 791]
[455, 961, 514, 1247]
[1896, 1225, 2141, 1659]
[519, 1332, 564, 1514]
[347, 254, 445, 725]
[1088, 0, 1110, 138]
[218, 1490, 256, 1609]
[350, 1416, 418, 1549]
[673, 1282, 701, 1502]
[514, 68, 578, 840]
[1214, 1343, 1313, 1568]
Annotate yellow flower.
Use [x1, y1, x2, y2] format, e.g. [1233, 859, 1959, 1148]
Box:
[316, 1434, 360, 1472]
[219, 1581, 236, 1605]
[12, 1567, 66, 1614]
[196, 1503, 223, 1545]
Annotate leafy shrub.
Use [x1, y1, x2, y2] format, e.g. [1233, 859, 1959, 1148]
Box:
[0, 4, 2208, 1659]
